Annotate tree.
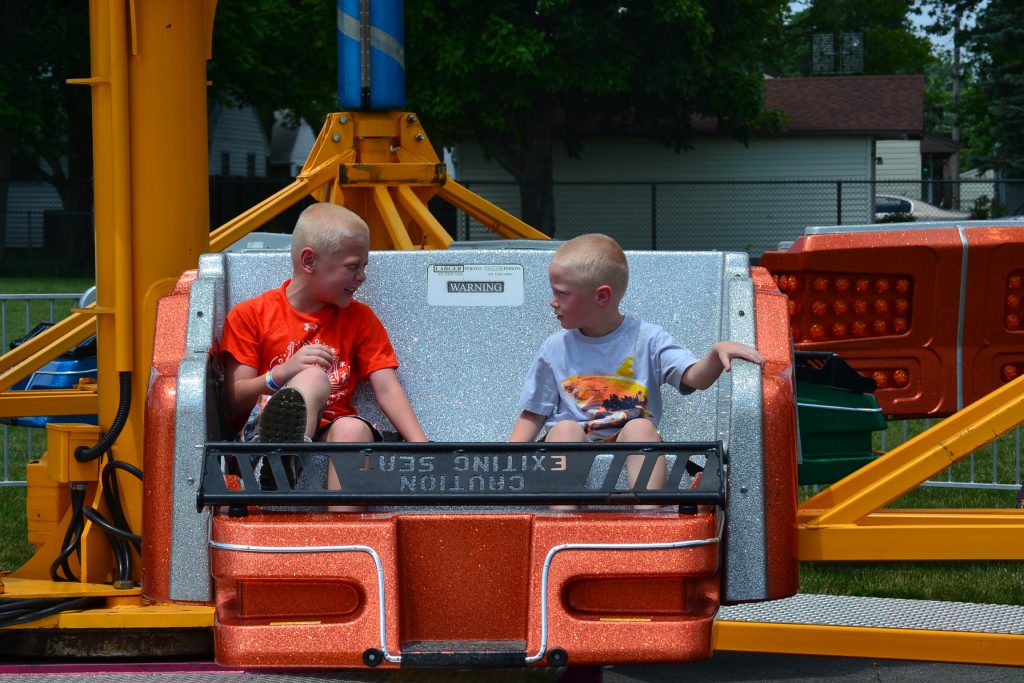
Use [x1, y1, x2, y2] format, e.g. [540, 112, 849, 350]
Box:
[207, 0, 336, 131]
[0, 1, 92, 264]
[776, 0, 932, 77]
[405, 0, 788, 235]
[0, 1, 340, 266]
[960, 0, 1024, 178]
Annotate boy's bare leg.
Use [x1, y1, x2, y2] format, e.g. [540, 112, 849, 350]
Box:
[281, 367, 332, 438]
[324, 416, 375, 512]
[617, 418, 668, 510]
[545, 421, 586, 510]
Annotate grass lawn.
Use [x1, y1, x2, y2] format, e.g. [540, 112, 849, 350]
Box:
[0, 277, 94, 349]
[799, 419, 1024, 605]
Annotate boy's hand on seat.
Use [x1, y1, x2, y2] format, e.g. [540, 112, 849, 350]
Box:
[713, 341, 764, 373]
[681, 341, 764, 391]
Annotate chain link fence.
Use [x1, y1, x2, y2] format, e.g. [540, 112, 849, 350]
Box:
[455, 178, 1024, 256]
[1, 293, 88, 487]
[6, 177, 1023, 276]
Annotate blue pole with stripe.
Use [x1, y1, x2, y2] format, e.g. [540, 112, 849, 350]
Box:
[338, 0, 406, 110]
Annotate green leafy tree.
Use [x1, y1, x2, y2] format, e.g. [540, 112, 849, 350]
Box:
[777, 0, 932, 77]
[918, 1, 986, 176]
[405, 0, 788, 235]
[960, 0, 1024, 178]
[0, 1, 342, 267]
[0, 1, 92, 264]
[208, 0, 336, 131]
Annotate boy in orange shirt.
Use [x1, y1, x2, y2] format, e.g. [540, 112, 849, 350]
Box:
[221, 202, 427, 494]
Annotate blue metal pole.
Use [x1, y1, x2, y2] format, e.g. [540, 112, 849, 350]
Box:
[338, 0, 405, 110]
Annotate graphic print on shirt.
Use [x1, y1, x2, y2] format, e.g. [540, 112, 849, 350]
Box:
[269, 336, 351, 419]
[560, 356, 651, 441]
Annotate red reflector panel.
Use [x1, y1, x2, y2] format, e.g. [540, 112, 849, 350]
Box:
[238, 580, 363, 621]
[563, 577, 689, 617]
[774, 271, 914, 343]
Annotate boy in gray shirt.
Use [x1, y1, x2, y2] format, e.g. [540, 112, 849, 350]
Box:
[510, 234, 763, 454]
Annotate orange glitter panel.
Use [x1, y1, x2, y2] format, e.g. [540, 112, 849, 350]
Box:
[211, 513, 401, 668]
[962, 232, 1024, 410]
[526, 513, 719, 665]
[765, 225, 1024, 417]
[142, 271, 195, 602]
[397, 515, 531, 643]
[210, 510, 721, 668]
[751, 267, 799, 600]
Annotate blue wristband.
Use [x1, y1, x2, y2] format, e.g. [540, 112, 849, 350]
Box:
[265, 369, 282, 392]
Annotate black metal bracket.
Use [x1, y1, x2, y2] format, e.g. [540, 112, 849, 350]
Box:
[197, 441, 724, 510]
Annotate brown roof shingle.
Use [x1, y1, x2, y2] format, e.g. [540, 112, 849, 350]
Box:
[765, 75, 923, 135]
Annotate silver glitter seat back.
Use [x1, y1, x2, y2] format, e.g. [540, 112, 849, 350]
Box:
[170, 246, 766, 603]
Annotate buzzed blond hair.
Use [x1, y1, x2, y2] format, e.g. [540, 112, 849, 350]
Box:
[291, 203, 369, 265]
[552, 233, 628, 299]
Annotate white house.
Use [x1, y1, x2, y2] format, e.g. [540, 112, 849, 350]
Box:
[6, 103, 273, 252]
[455, 75, 926, 256]
[269, 115, 317, 178]
[208, 103, 271, 178]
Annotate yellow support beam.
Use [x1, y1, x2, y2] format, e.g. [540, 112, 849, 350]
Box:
[799, 515, 1024, 561]
[0, 577, 139, 599]
[438, 179, 549, 241]
[372, 186, 415, 250]
[714, 621, 1024, 667]
[394, 185, 453, 249]
[56, 603, 214, 630]
[0, 318, 97, 394]
[0, 391, 98, 420]
[209, 157, 346, 253]
[0, 310, 95, 375]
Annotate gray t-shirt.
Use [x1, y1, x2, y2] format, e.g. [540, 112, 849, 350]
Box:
[518, 315, 699, 441]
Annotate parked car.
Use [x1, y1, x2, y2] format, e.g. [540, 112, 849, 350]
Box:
[874, 194, 973, 222]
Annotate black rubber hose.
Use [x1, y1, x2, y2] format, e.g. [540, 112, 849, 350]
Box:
[0, 598, 64, 614]
[82, 506, 142, 544]
[0, 597, 102, 628]
[102, 459, 141, 556]
[82, 507, 130, 582]
[75, 371, 131, 462]
[101, 454, 144, 557]
[105, 459, 143, 481]
[49, 487, 86, 582]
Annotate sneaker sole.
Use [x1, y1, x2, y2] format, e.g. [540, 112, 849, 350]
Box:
[258, 388, 308, 442]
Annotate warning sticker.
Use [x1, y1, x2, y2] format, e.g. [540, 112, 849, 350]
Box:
[427, 263, 525, 307]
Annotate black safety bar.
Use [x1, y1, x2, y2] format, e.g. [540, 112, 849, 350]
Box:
[197, 441, 725, 510]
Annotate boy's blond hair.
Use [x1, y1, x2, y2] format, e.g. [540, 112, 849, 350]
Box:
[291, 203, 369, 265]
[552, 234, 629, 299]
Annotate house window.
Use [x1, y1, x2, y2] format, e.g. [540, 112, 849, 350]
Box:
[246, 153, 256, 177]
[221, 152, 231, 176]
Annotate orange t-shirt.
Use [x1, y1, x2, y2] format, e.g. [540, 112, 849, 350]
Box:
[220, 280, 399, 425]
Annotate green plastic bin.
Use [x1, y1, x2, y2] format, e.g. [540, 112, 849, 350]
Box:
[796, 380, 887, 485]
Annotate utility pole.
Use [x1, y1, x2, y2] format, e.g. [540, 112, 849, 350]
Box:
[951, 5, 962, 210]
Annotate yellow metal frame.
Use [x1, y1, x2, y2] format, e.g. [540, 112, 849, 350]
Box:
[798, 372, 1024, 561]
[713, 373, 1024, 665]
[714, 620, 1024, 666]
